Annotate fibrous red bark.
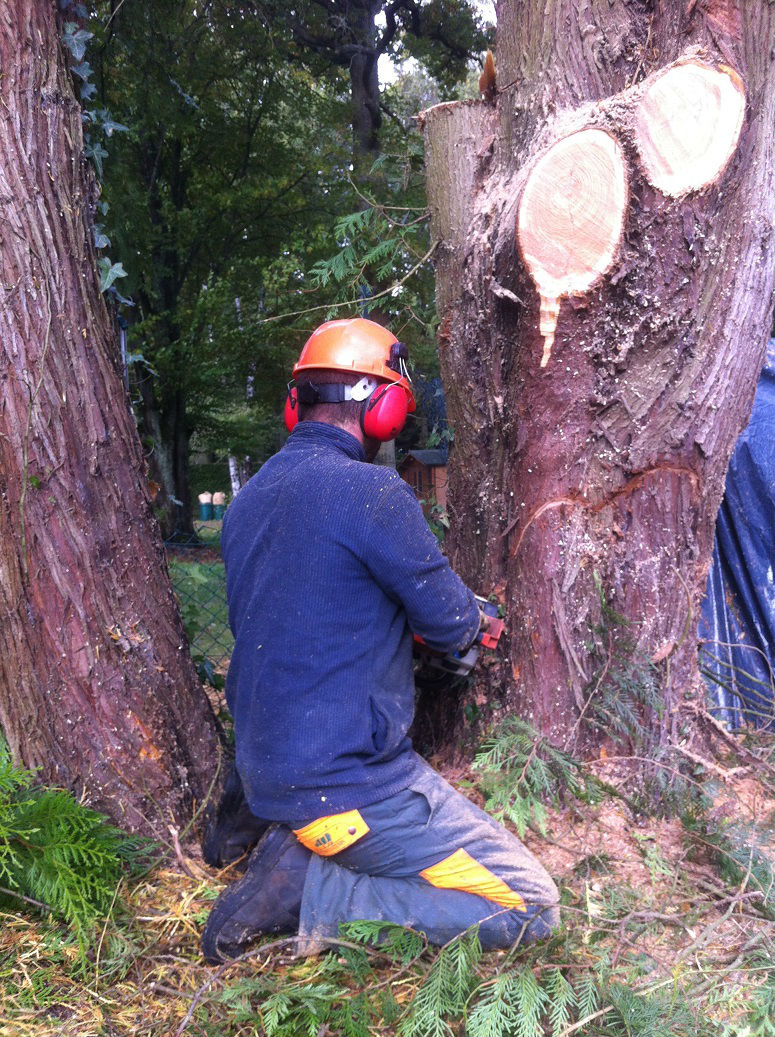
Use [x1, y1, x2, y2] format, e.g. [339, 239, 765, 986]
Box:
[0, 0, 221, 835]
[422, 1, 774, 749]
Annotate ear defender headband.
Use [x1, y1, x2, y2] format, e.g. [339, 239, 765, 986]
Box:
[284, 372, 410, 442]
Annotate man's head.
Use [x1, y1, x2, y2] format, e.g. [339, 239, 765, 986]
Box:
[284, 318, 415, 451]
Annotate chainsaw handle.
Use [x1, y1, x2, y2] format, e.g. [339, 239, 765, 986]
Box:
[478, 615, 504, 650]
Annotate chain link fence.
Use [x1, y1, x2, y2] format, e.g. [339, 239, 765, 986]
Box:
[166, 520, 233, 684]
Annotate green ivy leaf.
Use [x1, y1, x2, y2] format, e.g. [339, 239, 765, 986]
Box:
[98, 258, 127, 293]
[93, 225, 111, 250]
[61, 23, 93, 62]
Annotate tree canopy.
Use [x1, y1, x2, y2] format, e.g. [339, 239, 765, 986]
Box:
[90, 0, 488, 532]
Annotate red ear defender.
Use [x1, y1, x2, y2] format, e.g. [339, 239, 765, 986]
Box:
[284, 384, 299, 433]
[361, 383, 410, 442]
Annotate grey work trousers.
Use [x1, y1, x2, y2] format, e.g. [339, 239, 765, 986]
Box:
[296, 753, 560, 952]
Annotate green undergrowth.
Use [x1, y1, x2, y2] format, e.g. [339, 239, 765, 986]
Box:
[473, 716, 600, 837]
[1, 716, 774, 1036]
[0, 580, 773, 1035]
[0, 741, 148, 953]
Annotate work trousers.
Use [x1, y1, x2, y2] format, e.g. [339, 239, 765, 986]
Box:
[294, 753, 560, 952]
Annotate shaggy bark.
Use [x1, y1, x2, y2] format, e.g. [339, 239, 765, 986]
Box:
[422, 0, 774, 748]
[0, 0, 221, 835]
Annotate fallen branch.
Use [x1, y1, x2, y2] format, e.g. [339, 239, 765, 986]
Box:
[557, 976, 676, 1037]
[174, 933, 430, 1037]
[676, 858, 753, 963]
[0, 884, 53, 914]
[168, 826, 209, 881]
[690, 705, 775, 780]
[673, 743, 748, 780]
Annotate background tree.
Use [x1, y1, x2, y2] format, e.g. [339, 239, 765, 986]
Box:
[94, 0, 351, 534]
[258, 0, 490, 173]
[94, 1, 490, 509]
[0, 0, 220, 836]
[422, 0, 774, 754]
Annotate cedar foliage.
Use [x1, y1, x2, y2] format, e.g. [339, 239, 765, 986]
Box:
[473, 716, 593, 837]
[0, 741, 144, 943]
[2, 732, 774, 1035]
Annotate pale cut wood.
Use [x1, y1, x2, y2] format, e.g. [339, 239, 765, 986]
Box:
[422, 100, 498, 318]
[634, 60, 745, 197]
[514, 129, 630, 367]
[517, 128, 628, 367]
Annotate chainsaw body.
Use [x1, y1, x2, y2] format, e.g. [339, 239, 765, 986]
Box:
[413, 595, 504, 688]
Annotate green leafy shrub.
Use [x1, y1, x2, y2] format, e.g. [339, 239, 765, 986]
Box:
[0, 741, 143, 942]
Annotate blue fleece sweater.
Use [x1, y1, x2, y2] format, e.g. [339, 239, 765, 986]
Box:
[221, 422, 480, 823]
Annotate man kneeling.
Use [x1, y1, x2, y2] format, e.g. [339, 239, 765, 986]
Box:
[201, 318, 559, 962]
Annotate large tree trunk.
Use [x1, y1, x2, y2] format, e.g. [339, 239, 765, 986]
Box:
[422, 1, 774, 749]
[0, 0, 221, 836]
[348, 2, 382, 168]
[132, 129, 195, 541]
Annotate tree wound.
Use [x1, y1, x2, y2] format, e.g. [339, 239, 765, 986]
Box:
[634, 61, 745, 198]
[517, 129, 628, 368]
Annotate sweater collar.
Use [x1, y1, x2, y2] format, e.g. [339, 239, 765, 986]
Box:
[288, 421, 366, 462]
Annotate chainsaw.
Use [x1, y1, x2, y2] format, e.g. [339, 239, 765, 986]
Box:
[413, 595, 504, 689]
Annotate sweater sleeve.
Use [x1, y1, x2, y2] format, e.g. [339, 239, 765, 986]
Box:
[363, 474, 481, 653]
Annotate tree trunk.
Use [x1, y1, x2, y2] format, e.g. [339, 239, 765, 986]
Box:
[349, 4, 382, 170]
[0, 0, 221, 836]
[422, 0, 775, 749]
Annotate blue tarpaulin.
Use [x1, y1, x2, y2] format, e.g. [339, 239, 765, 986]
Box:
[699, 340, 775, 728]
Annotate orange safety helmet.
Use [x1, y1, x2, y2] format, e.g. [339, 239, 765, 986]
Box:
[285, 318, 416, 442]
[294, 318, 414, 399]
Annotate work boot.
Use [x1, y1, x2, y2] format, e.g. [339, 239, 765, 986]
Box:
[201, 762, 270, 870]
[200, 824, 312, 964]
